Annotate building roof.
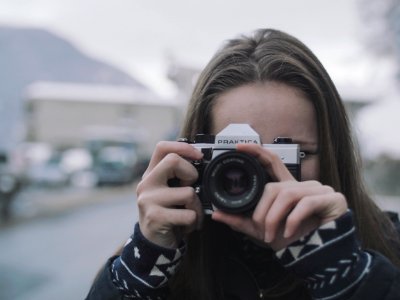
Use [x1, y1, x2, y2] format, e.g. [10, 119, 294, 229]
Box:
[24, 81, 179, 107]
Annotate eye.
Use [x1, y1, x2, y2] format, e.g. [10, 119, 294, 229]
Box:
[300, 149, 319, 160]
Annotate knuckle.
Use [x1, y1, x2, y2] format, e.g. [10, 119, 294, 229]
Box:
[251, 214, 258, 223]
[303, 195, 318, 207]
[264, 182, 279, 195]
[136, 189, 159, 212]
[136, 180, 145, 195]
[155, 140, 169, 150]
[184, 166, 199, 182]
[252, 213, 262, 226]
[322, 185, 334, 193]
[136, 192, 149, 210]
[145, 205, 162, 222]
[308, 180, 321, 186]
[141, 165, 152, 179]
[164, 153, 182, 166]
[280, 188, 296, 200]
[136, 175, 155, 194]
[335, 191, 345, 198]
[334, 192, 347, 203]
[264, 216, 275, 229]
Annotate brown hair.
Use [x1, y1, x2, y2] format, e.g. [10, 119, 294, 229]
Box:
[169, 28, 400, 299]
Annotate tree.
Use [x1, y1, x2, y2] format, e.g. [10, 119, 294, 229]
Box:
[358, 0, 400, 79]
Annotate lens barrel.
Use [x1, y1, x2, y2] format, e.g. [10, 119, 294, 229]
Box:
[202, 151, 267, 214]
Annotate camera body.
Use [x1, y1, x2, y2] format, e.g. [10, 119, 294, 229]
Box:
[184, 124, 302, 214]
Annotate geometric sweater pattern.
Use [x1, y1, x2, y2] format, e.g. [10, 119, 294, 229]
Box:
[111, 211, 372, 300]
[275, 210, 372, 300]
[111, 223, 185, 299]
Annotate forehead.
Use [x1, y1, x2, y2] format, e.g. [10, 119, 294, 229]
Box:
[210, 82, 317, 145]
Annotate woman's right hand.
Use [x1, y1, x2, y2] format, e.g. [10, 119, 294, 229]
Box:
[136, 141, 204, 249]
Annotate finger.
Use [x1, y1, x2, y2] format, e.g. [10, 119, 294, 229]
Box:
[138, 186, 199, 208]
[167, 208, 199, 229]
[264, 184, 332, 242]
[252, 182, 281, 226]
[283, 192, 347, 238]
[142, 205, 201, 235]
[236, 143, 296, 182]
[174, 187, 203, 229]
[252, 181, 320, 229]
[143, 141, 203, 178]
[145, 153, 199, 187]
[137, 186, 204, 229]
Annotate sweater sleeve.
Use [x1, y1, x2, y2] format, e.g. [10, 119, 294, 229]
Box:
[110, 223, 185, 299]
[275, 210, 400, 300]
[85, 256, 125, 300]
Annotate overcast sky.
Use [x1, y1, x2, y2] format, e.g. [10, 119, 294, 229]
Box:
[1, 0, 399, 158]
[0, 0, 368, 96]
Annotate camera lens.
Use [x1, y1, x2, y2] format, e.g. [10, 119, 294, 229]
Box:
[220, 167, 250, 196]
[203, 151, 267, 214]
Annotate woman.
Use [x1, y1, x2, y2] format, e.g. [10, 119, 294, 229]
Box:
[86, 29, 400, 300]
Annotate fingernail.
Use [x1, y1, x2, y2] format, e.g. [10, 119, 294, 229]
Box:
[264, 232, 271, 243]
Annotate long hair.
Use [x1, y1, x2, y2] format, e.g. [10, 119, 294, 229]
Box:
[169, 29, 400, 299]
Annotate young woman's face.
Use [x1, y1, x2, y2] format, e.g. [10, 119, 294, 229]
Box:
[211, 81, 319, 181]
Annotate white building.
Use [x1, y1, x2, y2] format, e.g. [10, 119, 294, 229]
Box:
[24, 81, 182, 157]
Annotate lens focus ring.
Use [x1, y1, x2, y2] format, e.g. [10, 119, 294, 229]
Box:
[202, 151, 267, 214]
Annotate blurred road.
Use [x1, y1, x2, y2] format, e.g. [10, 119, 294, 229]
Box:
[0, 184, 398, 300]
[0, 185, 138, 300]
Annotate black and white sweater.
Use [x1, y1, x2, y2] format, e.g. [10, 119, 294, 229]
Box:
[86, 210, 400, 300]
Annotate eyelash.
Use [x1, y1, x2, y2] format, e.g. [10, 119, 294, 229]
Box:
[300, 150, 319, 159]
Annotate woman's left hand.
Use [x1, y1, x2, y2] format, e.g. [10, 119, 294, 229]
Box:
[211, 143, 348, 251]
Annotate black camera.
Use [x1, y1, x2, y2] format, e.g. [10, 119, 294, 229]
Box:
[182, 124, 302, 214]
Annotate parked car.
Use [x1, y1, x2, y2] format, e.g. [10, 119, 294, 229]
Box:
[26, 154, 68, 187]
[93, 146, 138, 186]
